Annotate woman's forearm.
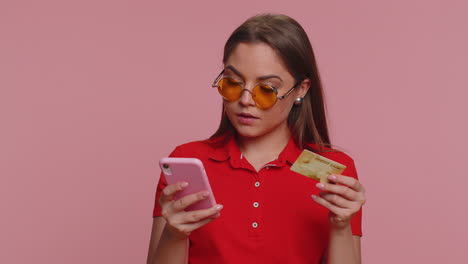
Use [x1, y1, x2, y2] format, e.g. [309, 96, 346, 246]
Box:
[152, 226, 188, 264]
[324, 224, 359, 264]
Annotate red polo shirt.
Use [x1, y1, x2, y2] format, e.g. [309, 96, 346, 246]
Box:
[153, 133, 362, 264]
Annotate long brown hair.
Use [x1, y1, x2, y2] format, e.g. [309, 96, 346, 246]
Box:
[210, 13, 336, 152]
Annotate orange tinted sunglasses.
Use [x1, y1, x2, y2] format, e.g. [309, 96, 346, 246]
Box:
[211, 69, 301, 110]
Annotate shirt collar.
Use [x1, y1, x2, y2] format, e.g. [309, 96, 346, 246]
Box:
[208, 133, 303, 168]
[208, 133, 242, 168]
[278, 136, 303, 165]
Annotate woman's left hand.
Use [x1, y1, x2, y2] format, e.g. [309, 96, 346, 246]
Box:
[312, 174, 366, 229]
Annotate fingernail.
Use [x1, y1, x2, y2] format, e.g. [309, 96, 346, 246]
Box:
[215, 204, 223, 210]
[311, 195, 317, 200]
[316, 183, 325, 189]
[202, 191, 210, 197]
[329, 175, 337, 181]
[181, 182, 188, 187]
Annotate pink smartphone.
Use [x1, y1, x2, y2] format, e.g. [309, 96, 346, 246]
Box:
[159, 157, 217, 211]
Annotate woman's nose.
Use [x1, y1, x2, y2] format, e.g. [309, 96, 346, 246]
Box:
[238, 88, 256, 106]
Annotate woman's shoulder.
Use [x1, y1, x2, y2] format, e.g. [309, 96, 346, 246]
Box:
[168, 136, 226, 158]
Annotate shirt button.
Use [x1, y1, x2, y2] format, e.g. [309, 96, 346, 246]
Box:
[253, 202, 259, 208]
[254, 182, 260, 187]
[252, 222, 259, 228]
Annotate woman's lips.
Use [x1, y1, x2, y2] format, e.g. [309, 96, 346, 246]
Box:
[237, 113, 259, 125]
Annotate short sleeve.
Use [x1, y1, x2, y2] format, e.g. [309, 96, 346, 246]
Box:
[342, 157, 363, 237]
[152, 146, 184, 218]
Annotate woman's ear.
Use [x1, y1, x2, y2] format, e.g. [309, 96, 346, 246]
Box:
[298, 78, 311, 98]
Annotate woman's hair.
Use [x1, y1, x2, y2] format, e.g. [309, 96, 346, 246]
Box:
[210, 13, 335, 152]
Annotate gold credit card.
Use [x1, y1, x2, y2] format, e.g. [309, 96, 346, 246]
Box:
[290, 149, 346, 183]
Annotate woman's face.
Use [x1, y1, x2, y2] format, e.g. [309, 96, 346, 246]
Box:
[223, 42, 309, 139]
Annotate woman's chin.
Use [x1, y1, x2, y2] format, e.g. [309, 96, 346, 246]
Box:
[233, 125, 266, 139]
[228, 115, 269, 139]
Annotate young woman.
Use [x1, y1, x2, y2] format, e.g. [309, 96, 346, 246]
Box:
[147, 13, 366, 264]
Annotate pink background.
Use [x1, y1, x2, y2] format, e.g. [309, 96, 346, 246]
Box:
[1, 0, 467, 263]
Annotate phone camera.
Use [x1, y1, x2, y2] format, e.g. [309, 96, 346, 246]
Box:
[162, 163, 172, 175]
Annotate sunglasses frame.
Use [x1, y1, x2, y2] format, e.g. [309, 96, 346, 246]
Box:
[211, 69, 302, 109]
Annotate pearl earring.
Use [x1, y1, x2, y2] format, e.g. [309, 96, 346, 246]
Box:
[294, 97, 303, 106]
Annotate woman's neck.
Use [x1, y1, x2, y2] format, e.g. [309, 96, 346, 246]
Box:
[236, 124, 291, 162]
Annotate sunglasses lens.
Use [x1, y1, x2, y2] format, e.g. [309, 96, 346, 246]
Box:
[217, 78, 242, 101]
[253, 85, 277, 109]
[216, 78, 277, 109]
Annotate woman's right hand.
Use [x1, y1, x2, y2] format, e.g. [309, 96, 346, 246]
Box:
[159, 181, 223, 240]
